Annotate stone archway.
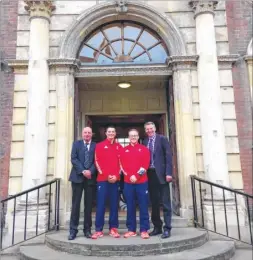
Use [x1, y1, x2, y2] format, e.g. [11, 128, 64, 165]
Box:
[50, 1, 197, 223]
[58, 1, 187, 59]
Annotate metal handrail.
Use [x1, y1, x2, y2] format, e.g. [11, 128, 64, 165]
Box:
[0, 178, 61, 251]
[190, 175, 253, 245]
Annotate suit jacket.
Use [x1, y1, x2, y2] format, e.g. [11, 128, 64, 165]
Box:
[143, 134, 173, 184]
[69, 140, 96, 184]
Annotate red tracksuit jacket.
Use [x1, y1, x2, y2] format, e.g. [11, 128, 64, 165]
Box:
[95, 139, 122, 182]
[120, 143, 150, 184]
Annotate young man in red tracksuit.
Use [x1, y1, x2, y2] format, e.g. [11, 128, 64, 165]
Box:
[92, 126, 122, 239]
[120, 129, 151, 239]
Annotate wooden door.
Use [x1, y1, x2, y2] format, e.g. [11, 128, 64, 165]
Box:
[166, 77, 181, 215]
[158, 114, 166, 135]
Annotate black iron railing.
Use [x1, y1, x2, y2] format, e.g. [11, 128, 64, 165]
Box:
[191, 175, 253, 245]
[0, 178, 61, 251]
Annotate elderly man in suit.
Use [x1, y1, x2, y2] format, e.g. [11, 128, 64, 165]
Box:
[143, 122, 173, 239]
[68, 126, 96, 240]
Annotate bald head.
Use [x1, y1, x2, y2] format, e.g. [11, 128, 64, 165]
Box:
[82, 127, 92, 142]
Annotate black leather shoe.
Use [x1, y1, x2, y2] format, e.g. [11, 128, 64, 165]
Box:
[161, 230, 171, 239]
[84, 230, 92, 238]
[149, 228, 162, 236]
[68, 233, 76, 240]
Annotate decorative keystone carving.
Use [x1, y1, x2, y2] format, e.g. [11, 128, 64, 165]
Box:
[115, 0, 128, 13]
[189, 1, 218, 18]
[24, 0, 55, 22]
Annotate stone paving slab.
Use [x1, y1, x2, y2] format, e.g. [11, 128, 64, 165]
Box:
[231, 249, 253, 260]
[19, 241, 235, 260]
[45, 228, 207, 256]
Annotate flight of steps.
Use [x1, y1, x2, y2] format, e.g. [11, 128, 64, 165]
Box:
[10, 215, 235, 260]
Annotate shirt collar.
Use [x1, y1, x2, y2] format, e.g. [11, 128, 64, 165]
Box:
[149, 134, 156, 141]
[83, 140, 91, 145]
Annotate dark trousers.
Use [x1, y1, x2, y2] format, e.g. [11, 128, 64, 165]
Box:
[124, 182, 150, 232]
[69, 181, 93, 234]
[95, 181, 119, 231]
[148, 169, 172, 231]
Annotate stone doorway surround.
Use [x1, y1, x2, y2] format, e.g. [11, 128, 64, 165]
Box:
[46, 1, 198, 224]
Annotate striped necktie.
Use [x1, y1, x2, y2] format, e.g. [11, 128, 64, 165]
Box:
[83, 143, 90, 169]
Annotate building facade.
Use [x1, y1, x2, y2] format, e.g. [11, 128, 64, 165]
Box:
[0, 0, 252, 226]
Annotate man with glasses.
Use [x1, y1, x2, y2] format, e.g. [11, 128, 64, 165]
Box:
[143, 122, 173, 239]
[120, 129, 150, 239]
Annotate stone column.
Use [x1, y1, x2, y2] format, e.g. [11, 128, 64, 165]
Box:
[49, 59, 78, 226]
[22, 0, 55, 199]
[6, 1, 55, 235]
[189, 1, 230, 189]
[189, 1, 246, 229]
[169, 56, 198, 219]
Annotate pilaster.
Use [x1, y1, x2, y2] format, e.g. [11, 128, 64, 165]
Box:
[168, 56, 198, 219]
[49, 59, 79, 226]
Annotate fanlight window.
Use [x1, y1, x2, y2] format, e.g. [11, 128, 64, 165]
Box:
[79, 22, 169, 65]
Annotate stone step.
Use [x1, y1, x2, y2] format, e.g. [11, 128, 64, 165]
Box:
[64, 215, 190, 229]
[45, 228, 207, 256]
[19, 240, 235, 260]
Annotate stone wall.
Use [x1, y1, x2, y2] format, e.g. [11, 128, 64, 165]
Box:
[7, 0, 243, 196]
[226, 1, 253, 195]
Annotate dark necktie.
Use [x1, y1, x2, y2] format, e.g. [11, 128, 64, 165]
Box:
[148, 138, 154, 167]
[84, 143, 90, 169]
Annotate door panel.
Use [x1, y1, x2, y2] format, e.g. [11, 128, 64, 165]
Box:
[167, 77, 180, 215]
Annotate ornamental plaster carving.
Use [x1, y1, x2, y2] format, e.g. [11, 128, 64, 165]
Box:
[167, 55, 199, 71]
[115, 0, 128, 13]
[217, 54, 240, 70]
[24, 0, 55, 22]
[76, 64, 172, 78]
[7, 59, 28, 73]
[59, 1, 186, 59]
[189, 1, 218, 18]
[49, 59, 80, 74]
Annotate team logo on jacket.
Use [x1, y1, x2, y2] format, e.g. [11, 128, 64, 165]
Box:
[139, 149, 142, 152]
[104, 146, 108, 149]
[125, 150, 129, 152]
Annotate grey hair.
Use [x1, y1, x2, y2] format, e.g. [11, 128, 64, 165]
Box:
[144, 121, 156, 129]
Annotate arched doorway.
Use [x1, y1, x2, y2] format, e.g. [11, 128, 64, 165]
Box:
[74, 20, 180, 215]
[53, 1, 197, 223]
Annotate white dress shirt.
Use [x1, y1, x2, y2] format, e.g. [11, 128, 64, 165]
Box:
[83, 140, 91, 151]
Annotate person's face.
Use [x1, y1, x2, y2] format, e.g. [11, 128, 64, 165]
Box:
[106, 127, 116, 140]
[145, 124, 156, 137]
[129, 130, 139, 145]
[82, 127, 92, 142]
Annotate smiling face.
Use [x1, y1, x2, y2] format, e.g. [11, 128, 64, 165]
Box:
[129, 129, 139, 145]
[106, 127, 116, 141]
[144, 122, 156, 137]
[82, 127, 92, 143]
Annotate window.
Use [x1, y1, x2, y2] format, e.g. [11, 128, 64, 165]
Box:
[79, 22, 169, 65]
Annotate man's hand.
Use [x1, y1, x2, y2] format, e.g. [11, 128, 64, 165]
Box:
[130, 175, 137, 183]
[83, 170, 91, 179]
[108, 175, 117, 183]
[166, 175, 172, 183]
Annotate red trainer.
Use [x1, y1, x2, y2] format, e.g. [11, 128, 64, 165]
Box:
[109, 228, 120, 238]
[141, 231, 150, 239]
[91, 231, 103, 239]
[124, 231, 137, 238]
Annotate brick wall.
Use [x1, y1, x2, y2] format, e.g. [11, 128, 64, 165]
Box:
[226, 1, 253, 195]
[0, 0, 19, 200]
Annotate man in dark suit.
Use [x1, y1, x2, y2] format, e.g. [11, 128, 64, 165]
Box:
[68, 127, 96, 240]
[143, 122, 173, 239]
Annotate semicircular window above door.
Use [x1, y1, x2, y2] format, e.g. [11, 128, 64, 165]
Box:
[78, 21, 169, 65]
